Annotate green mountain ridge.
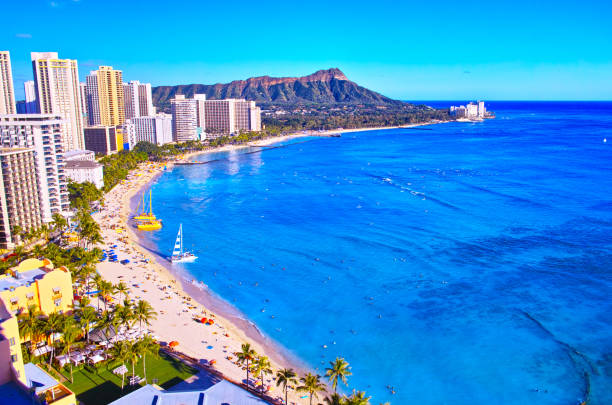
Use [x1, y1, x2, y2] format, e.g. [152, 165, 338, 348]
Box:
[151, 68, 405, 109]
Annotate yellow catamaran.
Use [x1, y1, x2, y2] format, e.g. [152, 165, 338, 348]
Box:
[134, 190, 162, 231]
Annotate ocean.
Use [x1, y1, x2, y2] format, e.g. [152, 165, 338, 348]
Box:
[137, 101, 612, 405]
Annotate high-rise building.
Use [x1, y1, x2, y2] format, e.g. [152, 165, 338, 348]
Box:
[171, 95, 198, 142]
[126, 114, 173, 147]
[84, 126, 123, 155]
[0, 52, 16, 115]
[23, 80, 39, 113]
[78, 82, 88, 121]
[123, 80, 154, 120]
[0, 114, 70, 222]
[0, 148, 43, 249]
[194, 94, 206, 136]
[31, 52, 84, 152]
[204, 99, 261, 136]
[86, 73, 101, 126]
[92, 66, 124, 126]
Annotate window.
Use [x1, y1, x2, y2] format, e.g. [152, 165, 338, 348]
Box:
[9, 337, 16, 346]
[11, 354, 18, 363]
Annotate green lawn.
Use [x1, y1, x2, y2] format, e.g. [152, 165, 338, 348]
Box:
[63, 351, 198, 405]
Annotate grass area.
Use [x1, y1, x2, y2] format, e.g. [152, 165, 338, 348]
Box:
[63, 351, 198, 405]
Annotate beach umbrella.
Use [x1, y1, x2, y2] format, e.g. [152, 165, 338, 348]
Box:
[169, 341, 179, 348]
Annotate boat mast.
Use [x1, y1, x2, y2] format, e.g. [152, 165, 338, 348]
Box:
[149, 190, 153, 215]
[180, 224, 183, 255]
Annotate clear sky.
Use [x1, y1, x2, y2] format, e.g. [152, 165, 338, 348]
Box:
[3, 0, 611, 100]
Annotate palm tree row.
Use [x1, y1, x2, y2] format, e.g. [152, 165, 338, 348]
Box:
[235, 344, 383, 405]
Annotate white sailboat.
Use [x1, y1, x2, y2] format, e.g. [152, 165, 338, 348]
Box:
[170, 224, 197, 263]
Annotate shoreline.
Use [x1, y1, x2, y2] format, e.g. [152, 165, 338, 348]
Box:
[93, 121, 443, 402]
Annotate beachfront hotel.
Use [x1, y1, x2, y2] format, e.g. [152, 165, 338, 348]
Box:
[0, 293, 76, 404]
[171, 94, 199, 142]
[0, 148, 43, 249]
[123, 80, 155, 120]
[204, 99, 261, 136]
[0, 51, 16, 115]
[0, 114, 70, 223]
[31, 52, 84, 152]
[124, 113, 173, 147]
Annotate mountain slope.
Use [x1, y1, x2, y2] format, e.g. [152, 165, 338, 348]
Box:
[152, 68, 404, 108]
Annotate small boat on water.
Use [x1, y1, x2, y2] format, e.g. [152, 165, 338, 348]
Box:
[171, 224, 197, 263]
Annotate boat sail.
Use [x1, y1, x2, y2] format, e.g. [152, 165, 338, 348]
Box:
[171, 224, 197, 263]
[136, 190, 162, 231]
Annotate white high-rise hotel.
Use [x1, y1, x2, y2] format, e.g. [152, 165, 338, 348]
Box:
[31, 52, 84, 152]
[0, 51, 16, 115]
[0, 115, 70, 222]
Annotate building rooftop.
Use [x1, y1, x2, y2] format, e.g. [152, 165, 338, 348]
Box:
[0, 258, 54, 292]
[64, 149, 94, 159]
[109, 379, 270, 405]
[65, 160, 101, 169]
[24, 363, 58, 395]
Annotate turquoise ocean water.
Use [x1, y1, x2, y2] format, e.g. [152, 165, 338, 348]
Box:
[137, 102, 612, 405]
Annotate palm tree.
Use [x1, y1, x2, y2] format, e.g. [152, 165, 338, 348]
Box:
[276, 368, 297, 404]
[60, 319, 82, 383]
[96, 310, 117, 351]
[251, 356, 272, 393]
[125, 340, 141, 385]
[344, 390, 371, 405]
[110, 341, 129, 390]
[114, 304, 134, 332]
[235, 343, 257, 387]
[79, 306, 97, 343]
[326, 357, 352, 392]
[97, 280, 115, 311]
[45, 312, 65, 366]
[297, 373, 327, 405]
[136, 335, 158, 383]
[134, 300, 157, 330]
[115, 282, 129, 302]
[51, 212, 68, 237]
[18, 306, 44, 353]
[324, 393, 345, 405]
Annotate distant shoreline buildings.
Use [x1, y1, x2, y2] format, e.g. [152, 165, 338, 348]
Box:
[449, 101, 494, 120]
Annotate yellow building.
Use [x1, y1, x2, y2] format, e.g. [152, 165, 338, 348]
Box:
[0, 299, 76, 405]
[0, 258, 74, 317]
[96, 66, 125, 127]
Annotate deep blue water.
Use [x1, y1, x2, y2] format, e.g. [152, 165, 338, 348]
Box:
[143, 102, 612, 405]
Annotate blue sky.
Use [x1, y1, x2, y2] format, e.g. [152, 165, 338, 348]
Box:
[3, 0, 611, 100]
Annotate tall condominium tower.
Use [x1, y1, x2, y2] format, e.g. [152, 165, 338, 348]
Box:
[31, 52, 84, 152]
[124, 114, 172, 148]
[97, 66, 124, 126]
[86, 66, 124, 127]
[0, 51, 16, 115]
[23, 81, 39, 113]
[0, 147, 43, 248]
[171, 95, 198, 142]
[123, 81, 154, 120]
[0, 114, 69, 222]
